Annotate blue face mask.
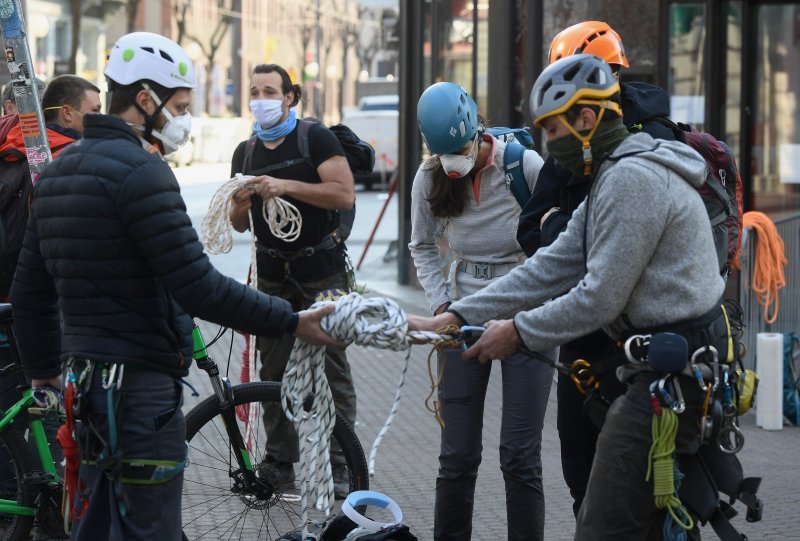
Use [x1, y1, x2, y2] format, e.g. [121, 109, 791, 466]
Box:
[253, 109, 297, 142]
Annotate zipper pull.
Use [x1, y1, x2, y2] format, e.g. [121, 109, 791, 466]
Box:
[719, 169, 726, 186]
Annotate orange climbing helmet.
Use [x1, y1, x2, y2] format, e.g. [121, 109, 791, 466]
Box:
[548, 21, 629, 69]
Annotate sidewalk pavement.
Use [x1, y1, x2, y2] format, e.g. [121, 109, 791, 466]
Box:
[189, 252, 800, 540]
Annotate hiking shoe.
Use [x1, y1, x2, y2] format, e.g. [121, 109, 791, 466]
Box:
[332, 463, 349, 500]
[262, 456, 295, 487]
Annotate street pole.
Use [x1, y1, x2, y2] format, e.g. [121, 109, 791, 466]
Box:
[0, 0, 51, 183]
[231, 0, 242, 116]
[315, 0, 321, 119]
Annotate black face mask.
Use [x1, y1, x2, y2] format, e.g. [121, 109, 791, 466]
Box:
[546, 117, 630, 177]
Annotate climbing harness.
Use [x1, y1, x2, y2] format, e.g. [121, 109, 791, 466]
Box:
[58, 359, 187, 531]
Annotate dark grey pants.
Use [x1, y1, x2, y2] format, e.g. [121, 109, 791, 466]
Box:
[434, 348, 553, 541]
[257, 270, 356, 463]
[70, 369, 185, 541]
[574, 376, 704, 541]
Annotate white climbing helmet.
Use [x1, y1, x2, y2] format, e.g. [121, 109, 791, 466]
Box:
[105, 32, 195, 89]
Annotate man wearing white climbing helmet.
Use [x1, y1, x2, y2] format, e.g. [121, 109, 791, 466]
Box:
[408, 54, 738, 538]
[104, 31, 195, 156]
[10, 32, 340, 540]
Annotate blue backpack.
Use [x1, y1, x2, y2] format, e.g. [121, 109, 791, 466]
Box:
[783, 333, 800, 425]
[484, 127, 534, 208]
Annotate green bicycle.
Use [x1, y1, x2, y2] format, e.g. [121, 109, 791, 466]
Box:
[0, 303, 65, 540]
[0, 303, 369, 540]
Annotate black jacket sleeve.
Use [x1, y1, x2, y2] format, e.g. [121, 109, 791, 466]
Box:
[516, 156, 573, 256]
[118, 161, 297, 337]
[10, 209, 62, 381]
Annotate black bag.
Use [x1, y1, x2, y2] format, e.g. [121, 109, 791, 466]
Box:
[0, 158, 32, 296]
[654, 117, 744, 278]
[242, 118, 375, 243]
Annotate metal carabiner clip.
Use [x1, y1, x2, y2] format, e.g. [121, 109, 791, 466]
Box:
[717, 422, 745, 454]
[624, 334, 651, 364]
[102, 363, 125, 391]
[657, 375, 676, 410]
[690, 346, 719, 391]
[670, 376, 686, 414]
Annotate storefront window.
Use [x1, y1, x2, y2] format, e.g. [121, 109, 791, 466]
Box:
[422, 0, 475, 92]
[667, 3, 706, 130]
[753, 5, 800, 215]
[722, 3, 742, 158]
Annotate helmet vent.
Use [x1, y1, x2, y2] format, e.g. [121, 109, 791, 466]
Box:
[160, 50, 175, 62]
[563, 64, 581, 81]
[554, 90, 566, 101]
[141, 46, 155, 55]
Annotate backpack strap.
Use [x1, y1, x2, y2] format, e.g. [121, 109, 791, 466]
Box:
[502, 142, 531, 208]
[240, 119, 317, 177]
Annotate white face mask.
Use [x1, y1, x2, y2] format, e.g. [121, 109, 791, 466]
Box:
[152, 107, 192, 155]
[250, 99, 284, 129]
[138, 84, 192, 155]
[439, 135, 479, 179]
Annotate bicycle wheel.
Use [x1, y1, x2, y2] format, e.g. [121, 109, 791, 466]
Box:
[0, 424, 37, 541]
[181, 381, 368, 540]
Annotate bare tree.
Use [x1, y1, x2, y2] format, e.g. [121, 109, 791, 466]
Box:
[173, 0, 232, 114]
[69, 0, 81, 73]
[355, 7, 381, 76]
[127, 0, 140, 33]
[338, 2, 360, 117]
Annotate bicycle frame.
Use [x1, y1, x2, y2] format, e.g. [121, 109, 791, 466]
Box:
[191, 323, 260, 492]
[0, 387, 58, 516]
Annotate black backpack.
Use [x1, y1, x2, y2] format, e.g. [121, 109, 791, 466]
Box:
[242, 118, 375, 243]
[0, 158, 32, 296]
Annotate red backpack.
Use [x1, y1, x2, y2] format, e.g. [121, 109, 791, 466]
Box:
[656, 118, 744, 278]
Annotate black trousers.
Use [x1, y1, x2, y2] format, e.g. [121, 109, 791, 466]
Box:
[555, 329, 623, 517]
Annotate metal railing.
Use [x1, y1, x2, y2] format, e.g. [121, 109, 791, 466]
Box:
[737, 212, 800, 371]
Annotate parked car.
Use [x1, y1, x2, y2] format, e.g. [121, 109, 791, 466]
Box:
[342, 95, 398, 190]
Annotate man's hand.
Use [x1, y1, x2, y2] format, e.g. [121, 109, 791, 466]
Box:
[407, 311, 460, 333]
[246, 175, 290, 200]
[463, 319, 520, 363]
[231, 186, 254, 211]
[293, 304, 346, 348]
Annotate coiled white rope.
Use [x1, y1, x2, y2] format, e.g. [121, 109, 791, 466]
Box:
[200, 173, 302, 254]
[281, 292, 447, 539]
[200, 173, 303, 448]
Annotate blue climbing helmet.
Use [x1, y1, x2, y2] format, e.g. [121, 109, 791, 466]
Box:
[417, 82, 479, 155]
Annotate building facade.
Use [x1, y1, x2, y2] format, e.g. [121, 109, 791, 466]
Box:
[396, 0, 800, 283]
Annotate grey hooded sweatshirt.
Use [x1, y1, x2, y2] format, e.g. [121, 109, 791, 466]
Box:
[449, 132, 725, 351]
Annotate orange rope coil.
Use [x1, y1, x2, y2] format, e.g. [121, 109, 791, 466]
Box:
[742, 211, 787, 324]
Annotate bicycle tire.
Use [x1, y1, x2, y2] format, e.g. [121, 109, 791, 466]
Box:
[0, 424, 37, 541]
[181, 381, 368, 540]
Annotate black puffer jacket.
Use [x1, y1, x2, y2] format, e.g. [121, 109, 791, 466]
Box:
[11, 115, 297, 380]
[517, 81, 677, 256]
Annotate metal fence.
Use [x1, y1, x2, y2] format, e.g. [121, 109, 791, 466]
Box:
[738, 212, 800, 371]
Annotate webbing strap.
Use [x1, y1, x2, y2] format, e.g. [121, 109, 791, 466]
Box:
[83, 453, 187, 485]
[708, 507, 748, 541]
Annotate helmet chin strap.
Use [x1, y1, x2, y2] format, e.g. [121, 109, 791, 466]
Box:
[557, 99, 621, 175]
[131, 82, 174, 143]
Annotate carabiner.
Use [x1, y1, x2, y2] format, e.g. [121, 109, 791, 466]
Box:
[624, 334, 651, 364]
